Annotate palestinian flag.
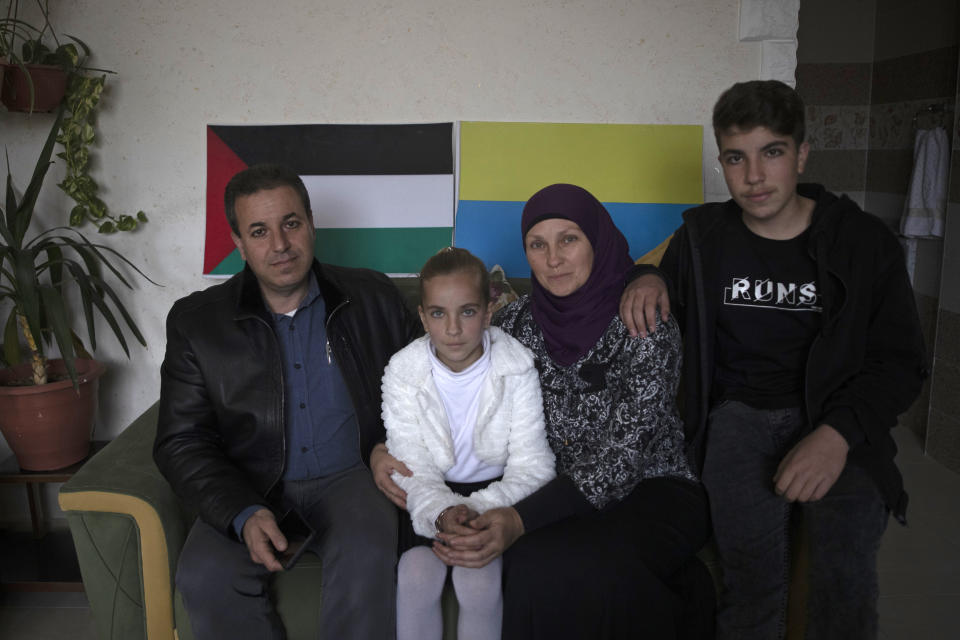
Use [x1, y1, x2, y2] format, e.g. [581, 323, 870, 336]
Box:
[455, 122, 703, 276]
[206, 123, 454, 275]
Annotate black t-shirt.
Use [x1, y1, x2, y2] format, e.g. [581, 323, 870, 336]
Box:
[712, 209, 822, 408]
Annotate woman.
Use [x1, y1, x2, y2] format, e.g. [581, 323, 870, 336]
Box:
[376, 183, 711, 638]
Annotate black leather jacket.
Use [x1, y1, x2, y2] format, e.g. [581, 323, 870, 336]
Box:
[154, 261, 420, 535]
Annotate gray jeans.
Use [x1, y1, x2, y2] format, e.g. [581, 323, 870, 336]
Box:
[176, 463, 398, 640]
[702, 401, 888, 640]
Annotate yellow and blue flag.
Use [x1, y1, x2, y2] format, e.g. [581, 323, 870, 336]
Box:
[455, 121, 703, 276]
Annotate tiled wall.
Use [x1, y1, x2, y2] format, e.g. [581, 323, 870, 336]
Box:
[796, 1, 958, 446]
[926, 69, 960, 475]
[870, 42, 957, 443]
[866, 45, 957, 228]
[798, 63, 872, 204]
[795, 0, 875, 207]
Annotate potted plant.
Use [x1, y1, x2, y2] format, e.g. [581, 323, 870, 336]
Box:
[1, 0, 146, 233]
[0, 104, 153, 470]
[1, 0, 76, 112]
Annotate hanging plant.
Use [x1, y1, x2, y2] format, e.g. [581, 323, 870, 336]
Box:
[56, 71, 147, 233]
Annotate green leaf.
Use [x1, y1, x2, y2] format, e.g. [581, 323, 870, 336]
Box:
[63, 35, 92, 61]
[75, 147, 89, 171]
[117, 215, 136, 231]
[136, 211, 148, 223]
[89, 199, 106, 218]
[69, 267, 98, 352]
[73, 242, 105, 284]
[2, 308, 21, 366]
[60, 229, 158, 287]
[14, 105, 66, 244]
[59, 177, 78, 197]
[97, 221, 115, 233]
[45, 245, 64, 292]
[3, 160, 20, 246]
[64, 263, 125, 355]
[57, 43, 80, 69]
[39, 285, 79, 390]
[83, 270, 147, 351]
[69, 205, 87, 226]
[71, 331, 94, 360]
[21, 39, 50, 64]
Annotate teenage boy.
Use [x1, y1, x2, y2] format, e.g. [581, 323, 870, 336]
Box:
[634, 80, 927, 639]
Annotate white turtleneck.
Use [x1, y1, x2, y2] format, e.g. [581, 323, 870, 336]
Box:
[427, 330, 505, 483]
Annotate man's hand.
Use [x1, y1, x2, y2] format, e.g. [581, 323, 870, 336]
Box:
[620, 273, 670, 338]
[241, 508, 286, 572]
[432, 507, 524, 568]
[437, 504, 480, 536]
[774, 424, 849, 502]
[370, 442, 411, 509]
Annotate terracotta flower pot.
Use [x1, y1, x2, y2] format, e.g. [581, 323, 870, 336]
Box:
[0, 63, 68, 112]
[0, 358, 106, 471]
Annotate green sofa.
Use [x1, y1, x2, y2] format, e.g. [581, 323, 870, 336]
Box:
[57, 276, 528, 640]
[58, 273, 808, 640]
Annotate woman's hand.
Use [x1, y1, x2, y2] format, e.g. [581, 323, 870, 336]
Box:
[370, 442, 411, 509]
[620, 273, 670, 338]
[432, 507, 524, 568]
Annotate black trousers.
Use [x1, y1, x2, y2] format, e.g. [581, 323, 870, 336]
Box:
[503, 477, 712, 640]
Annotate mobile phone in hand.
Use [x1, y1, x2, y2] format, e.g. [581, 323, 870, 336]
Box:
[276, 508, 316, 570]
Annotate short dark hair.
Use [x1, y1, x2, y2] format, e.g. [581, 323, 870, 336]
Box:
[224, 164, 312, 235]
[418, 247, 490, 306]
[712, 80, 806, 147]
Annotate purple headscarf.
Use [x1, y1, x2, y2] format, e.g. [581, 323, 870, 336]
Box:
[521, 184, 634, 366]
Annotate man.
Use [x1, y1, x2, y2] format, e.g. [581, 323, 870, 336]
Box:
[626, 80, 927, 639]
[154, 164, 420, 639]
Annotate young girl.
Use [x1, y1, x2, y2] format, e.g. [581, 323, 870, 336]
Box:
[382, 247, 555, 640]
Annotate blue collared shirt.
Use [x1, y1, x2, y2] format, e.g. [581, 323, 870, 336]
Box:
[232, 274, 362, 537]
[273, 275, 362, 479]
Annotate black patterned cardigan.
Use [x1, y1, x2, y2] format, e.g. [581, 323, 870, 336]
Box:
[494, 295, 697, 531]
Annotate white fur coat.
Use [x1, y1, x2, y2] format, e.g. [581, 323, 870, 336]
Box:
[382, 326, 556, 537]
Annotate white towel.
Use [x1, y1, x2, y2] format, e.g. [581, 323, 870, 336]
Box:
[899, 236, 917, 287]
[900, 126, 948, 238]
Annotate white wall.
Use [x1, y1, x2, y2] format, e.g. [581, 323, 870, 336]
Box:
[1, 0, 760, 521]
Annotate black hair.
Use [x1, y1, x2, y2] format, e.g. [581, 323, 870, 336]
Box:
[712, 80, 806, 147]
[224, 164, 311, 235]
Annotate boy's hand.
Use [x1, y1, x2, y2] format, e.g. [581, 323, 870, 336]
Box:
[370, 443, 411, 509]
[620, 273, 670, 338]
[773, 424, 849, 502]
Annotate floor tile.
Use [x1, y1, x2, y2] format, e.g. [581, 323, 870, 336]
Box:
[0, 605, 96, 640]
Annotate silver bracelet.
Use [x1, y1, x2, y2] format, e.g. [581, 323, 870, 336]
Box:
[435, 506, 455, 533]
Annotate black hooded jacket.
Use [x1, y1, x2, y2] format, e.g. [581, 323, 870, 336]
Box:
[658, 184, 927, 521]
